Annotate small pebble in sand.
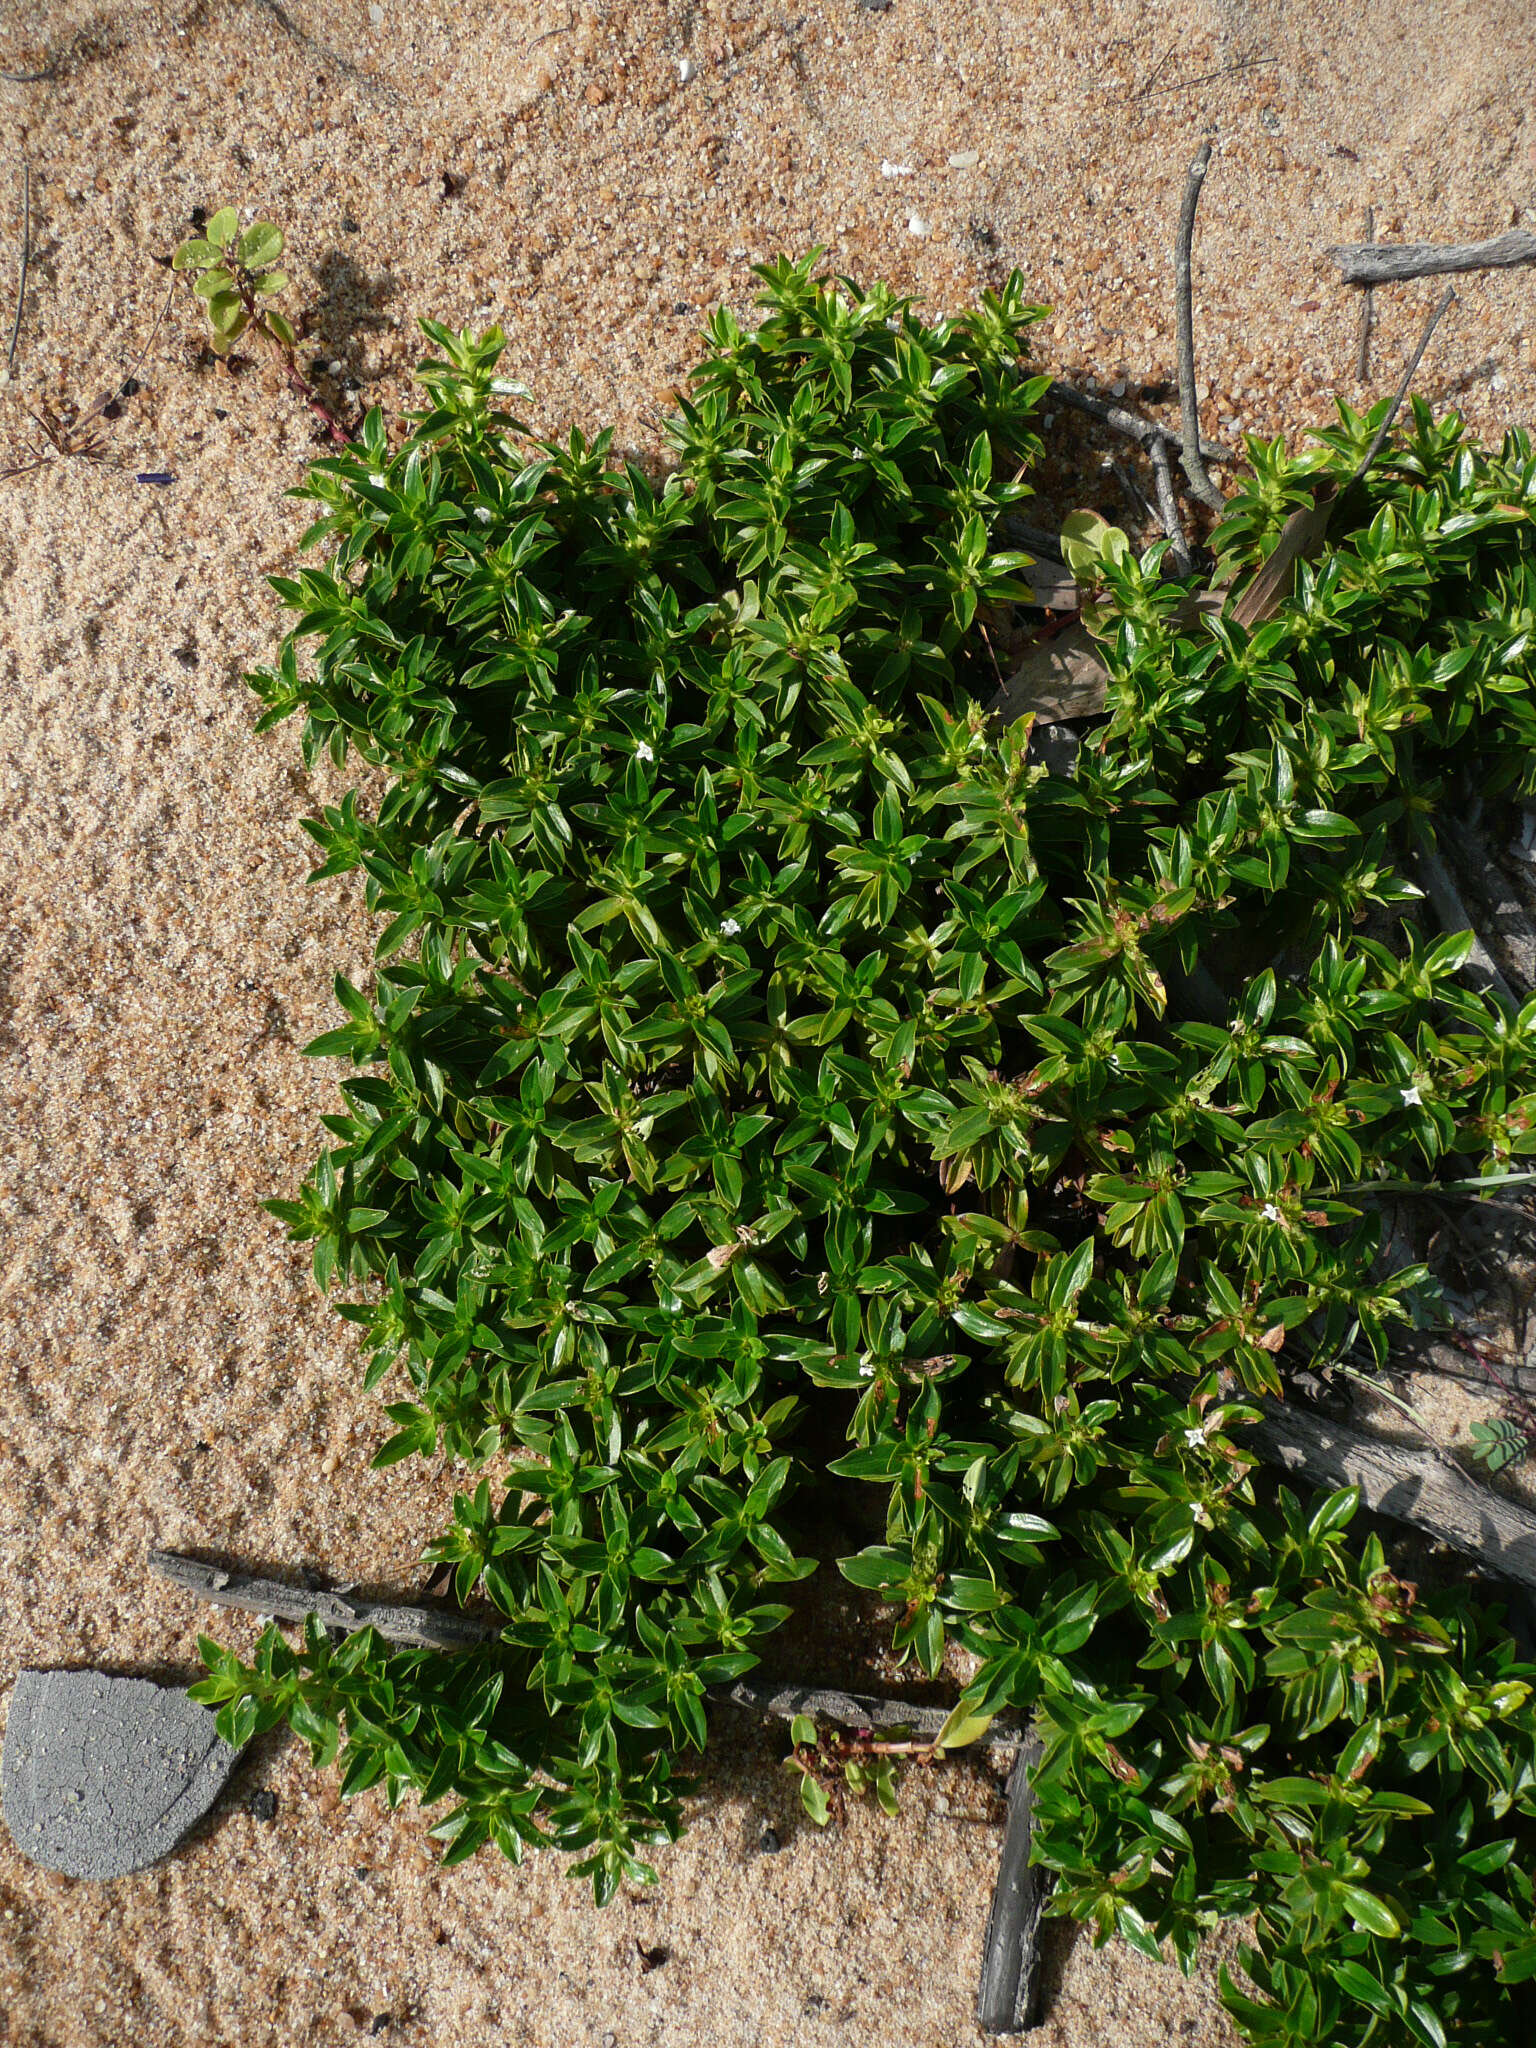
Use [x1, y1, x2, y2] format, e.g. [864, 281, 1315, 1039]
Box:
[759, 1824, 783, 1854]
[907, 214, 930, 238]
[678, 58, 697, 84]
[368, 2, 383, 22]
[249, 1789, 278, 1822]
[880, 161, 914, 178]
[947, 150, 980, 169]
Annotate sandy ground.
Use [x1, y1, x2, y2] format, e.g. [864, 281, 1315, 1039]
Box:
[1, 1, 1534, 2043]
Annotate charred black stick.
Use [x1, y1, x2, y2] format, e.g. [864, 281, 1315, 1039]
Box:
[977, 1732, 1049, 2033]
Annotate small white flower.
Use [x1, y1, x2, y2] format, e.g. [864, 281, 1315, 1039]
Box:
[1184, 1426, 1208, 1449]
[368, 472, 386, 487]
[473, 505, 493, 523]
[719, 917, 741, 936]
[857, 1353, 875, 1380]
[1401, 1084, 1422, 1107]
[1260, 1203, 1281, 1223]
[635, 741, 655, 762]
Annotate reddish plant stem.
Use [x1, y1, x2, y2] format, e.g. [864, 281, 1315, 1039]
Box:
[231, 273, 357, 447]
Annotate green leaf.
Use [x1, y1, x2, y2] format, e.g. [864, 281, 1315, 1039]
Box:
[932, 1700, 996, 1755]
[798, 1773, 831, 1826]
[239, 221, 284, 268]
[1339, 1885, 1401, 1938]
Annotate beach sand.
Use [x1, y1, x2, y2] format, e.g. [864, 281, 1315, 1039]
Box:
[1, 2, 1534, 2042]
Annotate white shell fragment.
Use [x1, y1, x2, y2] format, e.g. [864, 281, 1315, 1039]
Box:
[678, 57, 697, 83]
[947, 151, 980, 169]
[907, 214, 931, 238]
[880, 160, 915, 178]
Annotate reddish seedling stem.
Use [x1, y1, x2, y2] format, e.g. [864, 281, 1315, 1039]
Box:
[231, 274, 356, 447]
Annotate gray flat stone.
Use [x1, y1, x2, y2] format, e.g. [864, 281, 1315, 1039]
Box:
[2, 1670, 243, 1879]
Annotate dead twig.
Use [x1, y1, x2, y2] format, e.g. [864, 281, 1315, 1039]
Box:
[1227, 284, 1456, 626]
[1355, 204, 1375, 383]
[1107, 453, 1157, 533]
[1173, 140, 1226, 513]
[1412, 834, 1515, 1005]
[1351, 283, 1456, 482]
[1242, 1397, 1536, 1593]
[1327, 229, 1536, 288]
[1, 275, 175, 481]
[148, 1547, 499, 1652]
[1135, 54, 1277, 102]
[1045, 378, 1234, 464]
[1149, 435, 1192, 575]
[713, 1678, 1025, 1755]
[6, 162, 28, 376]
[525, 11, 573, 49]
[977, 1733, 1048, 2034]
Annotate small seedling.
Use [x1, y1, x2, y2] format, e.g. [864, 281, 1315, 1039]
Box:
[784, 1713, 908, 1825]
[172, 207, 355, 447]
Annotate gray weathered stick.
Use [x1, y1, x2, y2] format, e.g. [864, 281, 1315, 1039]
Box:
[1394, 1329, 1536, 1400]
[1355, 205, 1375, 383]
[977, 1732, 1048, 2035]
[1045, 379, 1234, 464]
[148, 1548, 498, 1651]
[712, 1678, 1025, 1756]
[1242, 1399, 1536, 1592]
[1174, 141, 1226, 513]
[1412, 837, 1516, 1006]
[1149, 435, 1192, 575]
[1351, 284, 1457, 482]
[1327, 229, 1536, 287]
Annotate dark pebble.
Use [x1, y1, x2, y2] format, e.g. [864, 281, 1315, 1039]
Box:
[248, 1789, 278, 1822]
[856, 0, 892, 11]
[341, 215, 360, 233]
[758, 1825, 782, 1855]
[369, 2019, 393, 2038]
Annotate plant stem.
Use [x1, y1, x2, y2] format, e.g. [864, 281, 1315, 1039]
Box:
[233, 273, 356, 447]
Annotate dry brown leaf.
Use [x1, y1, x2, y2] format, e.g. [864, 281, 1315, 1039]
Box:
[1230, 479, 1339, 629]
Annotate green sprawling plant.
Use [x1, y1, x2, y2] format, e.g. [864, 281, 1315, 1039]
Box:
[192, 245, 1536, 2044]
